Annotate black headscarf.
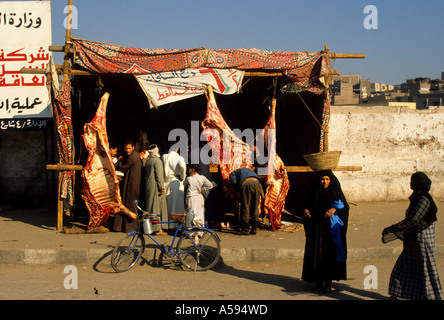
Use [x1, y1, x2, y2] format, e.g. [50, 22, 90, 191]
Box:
[304, 170, 349, 223]
[409, 172, 437, 225]
[308, 170, 349, 205]
[411, 172, 432, 192]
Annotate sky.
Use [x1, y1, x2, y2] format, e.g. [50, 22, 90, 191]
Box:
[45, 0, 444, 85]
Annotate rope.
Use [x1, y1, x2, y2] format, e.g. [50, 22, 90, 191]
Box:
[292, 83, 322, 128]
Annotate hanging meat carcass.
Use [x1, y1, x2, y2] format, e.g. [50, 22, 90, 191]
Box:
[201, 86, 289, 230]
[81, 92, 137, 230]
[257, 98, 290, 230]
[201, 86, 254, 199]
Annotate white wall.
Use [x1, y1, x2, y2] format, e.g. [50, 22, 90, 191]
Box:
[329, 105, 444, 201]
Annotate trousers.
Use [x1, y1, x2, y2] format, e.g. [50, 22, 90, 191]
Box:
[239, 178, 263, 227]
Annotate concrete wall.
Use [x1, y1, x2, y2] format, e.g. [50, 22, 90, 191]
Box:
[329, 105, 444, 202]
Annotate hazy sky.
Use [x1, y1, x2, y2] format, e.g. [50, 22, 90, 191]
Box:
[48, 0, 444, 85]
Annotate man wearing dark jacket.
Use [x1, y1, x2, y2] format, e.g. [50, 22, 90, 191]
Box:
[110, 139, 142, 232]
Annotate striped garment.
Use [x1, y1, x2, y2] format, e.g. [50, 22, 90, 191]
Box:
[388, 195, 442, 300]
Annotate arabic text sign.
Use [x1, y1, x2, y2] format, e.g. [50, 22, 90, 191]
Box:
[135, 68, 244, 108]
[0, 117, 52, 131]
[0, 1, 51, 44]
[0, 1, 52, 121]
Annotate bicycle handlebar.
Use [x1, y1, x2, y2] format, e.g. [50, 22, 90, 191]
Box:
[136, 205, 146, 213]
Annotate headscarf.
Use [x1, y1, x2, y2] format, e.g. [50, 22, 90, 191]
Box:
[148, 144, 159, 157]
[409, 172, 437, 226]
[308, 170, 349, 210]
[411, 171, 432, 192]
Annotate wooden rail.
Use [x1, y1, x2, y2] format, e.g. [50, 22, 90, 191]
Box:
[285, 165, 362, 172]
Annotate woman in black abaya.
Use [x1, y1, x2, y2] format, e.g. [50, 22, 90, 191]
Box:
[302, 170, 349, 293]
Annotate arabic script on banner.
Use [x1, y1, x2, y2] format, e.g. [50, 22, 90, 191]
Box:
[0, 1, 52, 124]
[135, 68, 244, 108]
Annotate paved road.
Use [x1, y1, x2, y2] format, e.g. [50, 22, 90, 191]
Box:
[3, 257, 444, 301]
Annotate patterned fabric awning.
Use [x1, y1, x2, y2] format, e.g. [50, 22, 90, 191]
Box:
[72, 38, 328, 94]
[72, 38, 331, 150]
[46, 59, 75, 213]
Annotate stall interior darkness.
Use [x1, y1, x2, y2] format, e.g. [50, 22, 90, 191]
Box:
[70, 75, 326, 223]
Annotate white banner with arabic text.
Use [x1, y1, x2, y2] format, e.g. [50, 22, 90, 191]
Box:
[135, 68, 244, 108]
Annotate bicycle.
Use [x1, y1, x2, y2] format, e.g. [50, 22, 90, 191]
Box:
[111, 201, 221, 273]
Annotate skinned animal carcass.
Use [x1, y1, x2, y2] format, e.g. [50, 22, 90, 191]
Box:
[81, 92, 137, 230]
[257, 98, 290, 230]
[201, 86, 254, 199]
[201, 86, 289, 230]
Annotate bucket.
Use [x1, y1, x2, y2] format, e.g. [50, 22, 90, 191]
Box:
[185, 209, 195, 229]
[143, 217, 153, 234]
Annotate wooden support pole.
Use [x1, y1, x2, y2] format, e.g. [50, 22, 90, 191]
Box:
[46, 0, 76, 232]
[62, 0, 74, 81]
[46, 163, 83, 231]
[323, 44, 332, 152]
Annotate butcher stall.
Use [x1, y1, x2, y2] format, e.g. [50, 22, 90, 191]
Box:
[22, 5, 364, 232]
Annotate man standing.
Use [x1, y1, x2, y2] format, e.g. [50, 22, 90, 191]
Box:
[229, 167, 264, 235]
[162, 149, 187, 230]
[110, 139, 141, 232]
[145, 144, 168, 235]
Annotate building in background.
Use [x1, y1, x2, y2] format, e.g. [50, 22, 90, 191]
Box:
[331, 72, 444, 109]
[330, 75, 370, 105]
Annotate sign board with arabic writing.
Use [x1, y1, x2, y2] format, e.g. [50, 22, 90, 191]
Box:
[0, 1, 52, 129]
[135, 68, 244, 108]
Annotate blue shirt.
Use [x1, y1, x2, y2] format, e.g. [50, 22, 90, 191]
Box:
[229, 168, 259, 190]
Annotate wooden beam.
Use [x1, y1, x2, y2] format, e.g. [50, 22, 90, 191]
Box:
[49, 45, 65, 52]
[21, 67, 288, 77]
[328, 53, 366, 59]
[46, 164, 83, 171]
[285, 166, 362, 172]
[20, 67, 343, 77]
[209, 165, 362, 173]
[21, 65, 99, 76]
[244, 71, 284, 77]
[21, 67, 50, 74]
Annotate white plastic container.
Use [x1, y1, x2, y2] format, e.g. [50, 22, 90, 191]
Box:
[143, 217, 153, 234]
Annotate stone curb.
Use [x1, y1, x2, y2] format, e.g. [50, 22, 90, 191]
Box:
[2, 245, 443, 265]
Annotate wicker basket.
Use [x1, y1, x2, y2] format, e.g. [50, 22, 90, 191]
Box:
[303, 151, 342, 172]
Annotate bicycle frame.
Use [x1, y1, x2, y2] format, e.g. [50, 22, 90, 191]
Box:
[131, 202, 220, 257]
[112, 202, 222, 273]
[130, 220, 220, 256]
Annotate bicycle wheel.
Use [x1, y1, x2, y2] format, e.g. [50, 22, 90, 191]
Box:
[111, 232, 145, 272]
[177, 229, 221, 271]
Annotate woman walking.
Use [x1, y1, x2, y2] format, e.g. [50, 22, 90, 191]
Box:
[302, 170, 349, 293]
[383, 172, 442, 300]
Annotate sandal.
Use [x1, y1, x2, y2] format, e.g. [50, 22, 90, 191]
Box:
[155, 230, 168, 236]
[322, 281, 332, 293]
